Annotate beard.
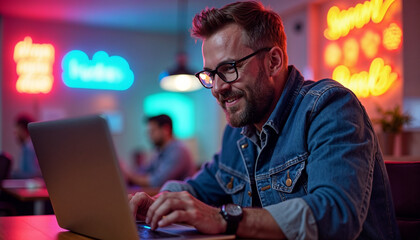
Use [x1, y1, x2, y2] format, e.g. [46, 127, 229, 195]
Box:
[221, 67, 275, 128]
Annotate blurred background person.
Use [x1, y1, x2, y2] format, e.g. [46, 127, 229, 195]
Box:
[130, 148, 148, 175]
[123, 114, 195, 187]
[11, 113, 41, 179]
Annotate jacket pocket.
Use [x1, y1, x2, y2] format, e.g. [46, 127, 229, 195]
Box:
[270, 155, 307, 194]
[216, 168, 246, 194]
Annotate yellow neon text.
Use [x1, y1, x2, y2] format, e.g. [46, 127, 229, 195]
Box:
[13, 37, 55, 94]
[332, 58, 397, 98]
[324, 0, 395, 40]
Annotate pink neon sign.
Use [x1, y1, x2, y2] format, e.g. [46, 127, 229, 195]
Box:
[14, 37, 55, 94]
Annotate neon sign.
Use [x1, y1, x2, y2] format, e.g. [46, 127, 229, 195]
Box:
[342, 38, 359, 67]
[324, 43, 342, 67]
[324, 0, 401, 98]
[360, 30, 381, 58]
[332, 58, 397, 98]
[324, 0, 396, 40]
[383, 23, 402, 50]
[62, 50, 134, 90]
[13, 37, 55, 94]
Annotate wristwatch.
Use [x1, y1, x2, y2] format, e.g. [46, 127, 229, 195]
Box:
[220, 203, 243, 234]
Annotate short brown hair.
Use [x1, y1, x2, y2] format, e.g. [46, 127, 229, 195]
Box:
[15, 113, 35, 133]
[191, 1, 288, 66]
[147, 114, 173, 134]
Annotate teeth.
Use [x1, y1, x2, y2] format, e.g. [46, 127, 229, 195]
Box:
[225, 97, 238, 103]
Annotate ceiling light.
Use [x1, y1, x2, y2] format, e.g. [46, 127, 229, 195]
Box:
[159, 52, 201, 92]
[159, 0, 201, 92]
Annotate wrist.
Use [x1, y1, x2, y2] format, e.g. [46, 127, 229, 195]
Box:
[219, 204, 243, 234]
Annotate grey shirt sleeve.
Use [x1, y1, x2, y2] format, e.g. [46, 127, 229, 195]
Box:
[265, 198, 318, 240]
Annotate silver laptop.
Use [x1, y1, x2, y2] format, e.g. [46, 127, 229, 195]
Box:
[28, 115, 234, 240]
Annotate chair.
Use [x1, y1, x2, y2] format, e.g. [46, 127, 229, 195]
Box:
[0, 152, 16, 216]
[0, 152, 12, 181]
[385, 161, 420, 240]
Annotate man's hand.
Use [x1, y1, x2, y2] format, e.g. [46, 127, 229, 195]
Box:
[145, 191, 227, 234]
[128, 192, 155, 221]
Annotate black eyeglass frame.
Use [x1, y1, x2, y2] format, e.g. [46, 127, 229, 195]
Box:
[195, 47, 272, 89]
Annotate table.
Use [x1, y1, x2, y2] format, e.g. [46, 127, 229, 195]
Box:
[1, 179, 49, 215]
[127, 186, 160, 196]
[0, 215, 92, 240]
[383, 155, 420, 162]
[1, 179, 160, 215]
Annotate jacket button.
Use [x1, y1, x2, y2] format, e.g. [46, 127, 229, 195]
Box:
[286, 170, 292, 187]
[248, 191, 252, 197]
[241, 143, 248, 149]
[286, 178, 292, 187]
[227, 177, 234, 189]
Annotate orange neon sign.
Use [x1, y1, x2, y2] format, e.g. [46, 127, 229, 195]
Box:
[13, 37, 55, 94]
[360, 30, 381, 58]
[324, 43, 341, 67]
[332, 58, 397, 98]
[324, 0, 396, 40]
[383, 23, 402, 50]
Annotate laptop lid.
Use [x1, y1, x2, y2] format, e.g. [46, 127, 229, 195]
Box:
[29, 115, 139, 240]
[29, 115, 235, 240]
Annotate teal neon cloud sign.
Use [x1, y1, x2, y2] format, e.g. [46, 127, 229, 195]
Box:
[144, 93, 195, 139]
[62, 50, 134, 90]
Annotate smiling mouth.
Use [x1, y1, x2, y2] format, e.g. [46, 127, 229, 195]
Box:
[223, 96, 241, 108]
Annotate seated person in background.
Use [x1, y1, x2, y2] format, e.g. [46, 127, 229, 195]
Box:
[124, 114, 195, 188]
[129, 1, 399, 239]
[130, 148, 148, 175]
[11, 113, 42, 179]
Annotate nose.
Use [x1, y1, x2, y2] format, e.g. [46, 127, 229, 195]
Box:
[211, 74, 230, 96]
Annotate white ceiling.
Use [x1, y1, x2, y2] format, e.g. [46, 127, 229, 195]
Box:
[0, 0, 317, 33]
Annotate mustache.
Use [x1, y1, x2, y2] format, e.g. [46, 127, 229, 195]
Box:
[218, 90, 243, 103]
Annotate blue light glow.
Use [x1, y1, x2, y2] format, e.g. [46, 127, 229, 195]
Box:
[62, 50, 134, 90]
[144, 93, 195, 139]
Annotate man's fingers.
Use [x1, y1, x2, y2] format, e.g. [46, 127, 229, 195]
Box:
[149, 197, 185, 229]
[129, 192, 153, 219]
[158, 210, 189, 228]
[146, 191, 171, 224]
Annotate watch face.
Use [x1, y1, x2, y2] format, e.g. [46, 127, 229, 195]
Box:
[226, 204, 242, 216]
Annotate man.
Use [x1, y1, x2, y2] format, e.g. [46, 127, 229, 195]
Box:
[130, 2, 399, 239]
[12, 113, 42, 179]
[124, 114, 195, 187]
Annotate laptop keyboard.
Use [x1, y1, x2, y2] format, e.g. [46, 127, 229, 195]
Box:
[137, 224, 180, 239]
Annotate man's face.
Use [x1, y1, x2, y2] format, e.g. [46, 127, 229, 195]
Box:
[14, 125, 28, 145]
[202, 24, 276, 128]
[147, 122, 164, 148]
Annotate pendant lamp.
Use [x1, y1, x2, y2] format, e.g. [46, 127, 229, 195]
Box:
[159, 0, 202, 92]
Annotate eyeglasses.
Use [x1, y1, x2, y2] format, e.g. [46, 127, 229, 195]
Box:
[195, 47, 272, 89]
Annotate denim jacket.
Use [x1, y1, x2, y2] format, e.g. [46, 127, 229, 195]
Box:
[162, 66, 400, 239]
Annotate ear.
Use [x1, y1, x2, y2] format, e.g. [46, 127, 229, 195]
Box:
[266, 47, 284, 77]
